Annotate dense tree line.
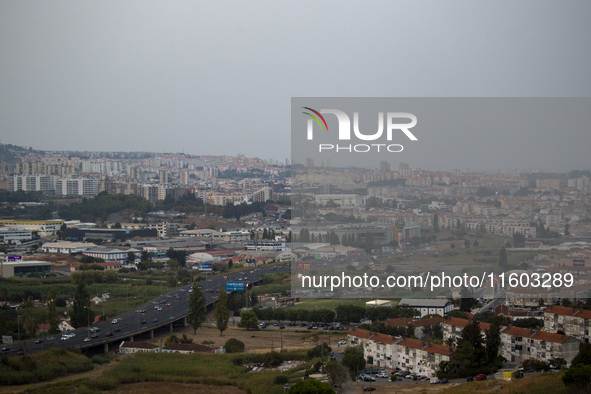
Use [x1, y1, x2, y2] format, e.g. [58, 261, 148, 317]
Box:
[252, 304, 419, 324]
[58, 192, 152, 222]
[222, 201, 264, 220]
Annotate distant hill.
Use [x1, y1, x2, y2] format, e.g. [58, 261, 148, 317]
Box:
[0, 143, 39, 163]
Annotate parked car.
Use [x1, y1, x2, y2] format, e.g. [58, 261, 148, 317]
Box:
[441, 378, 449, 384]
[363, 375, 376, 382]
[475, 374, 487, 381]
[363, 387, 376, 392]
[376, 372, 388, 378]
[338, 340, 347, 345]
[430, 377, 440, 384]
[466, 376, 474, 382]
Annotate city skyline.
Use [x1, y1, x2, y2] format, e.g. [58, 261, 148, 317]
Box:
[2, 2, 591, 170]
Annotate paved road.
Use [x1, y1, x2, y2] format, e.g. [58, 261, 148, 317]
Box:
[1, 264, 290, 357]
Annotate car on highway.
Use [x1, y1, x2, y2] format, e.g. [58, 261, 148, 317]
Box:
[105, 332, 113, 337]
[34, 339, 43, 344]
[1, 346, 11, 351]
[111, 319, 118, 324]
[91, 333, 99, 338]
[153, 318, 159, 323]
[166, 303, 171, 306]
[139, 310, 145, 314]
[91, 327, 100, 333]
[114, 328, 121, 332]
[84, 337, 92, 342]
[141, 320, 147, 324]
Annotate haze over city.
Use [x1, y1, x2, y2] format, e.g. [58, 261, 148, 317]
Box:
[2, 1, 591, 171]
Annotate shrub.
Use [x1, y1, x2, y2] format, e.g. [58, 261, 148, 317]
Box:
[264, 351, 283, 368]
[274, 375, 289, 384]
[225, 338, 245, 354]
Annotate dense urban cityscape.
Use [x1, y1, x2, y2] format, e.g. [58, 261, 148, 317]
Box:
[0, 141, 590, 393]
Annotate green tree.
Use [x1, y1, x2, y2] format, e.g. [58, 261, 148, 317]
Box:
[165, 335, 179, 345]
[187, 282, 206, 334]
[287, 379, 335, 394]
[464, 238, 470, 249]
[485, 322, 501, 364]
[224, 338, 245, 353]
[342, 345, 366, 378]
[46, 287, 60, 334]
[499, 245, 508, 268]
[571, 343, 591, 366]
[562, 364, 591, 392]
[179, 333, 193, 343]
[71, 282, 91, 328]
[325, 361, 349, 393]
[513, 232, 525, 247]
[22, 296, 37, 335]
[239, 310, 259, 330]
[126, 251, 135, 265]
[215, 287, 230, 336]
[454, 319, 486, 372]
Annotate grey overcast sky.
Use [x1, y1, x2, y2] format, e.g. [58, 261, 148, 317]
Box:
[1, 1, 590, 170]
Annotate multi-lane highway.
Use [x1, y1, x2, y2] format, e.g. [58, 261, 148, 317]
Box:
[1, 263, 290, 357]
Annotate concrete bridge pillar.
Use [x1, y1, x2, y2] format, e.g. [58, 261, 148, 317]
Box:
[183, 317, 187, 327]
[129, 335, 134, 342]
[170, 323, 174, 332]
[104, 343, 109, 353]
[150, 330, 154, 339]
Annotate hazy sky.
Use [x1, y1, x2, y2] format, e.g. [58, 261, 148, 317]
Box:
[1, 1, 590, 170]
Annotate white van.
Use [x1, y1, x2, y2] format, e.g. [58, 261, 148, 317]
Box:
[430, 377, 440, 384]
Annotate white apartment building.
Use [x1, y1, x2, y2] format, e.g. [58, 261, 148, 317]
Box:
[544, 305, 591, 343]
[500, 326, 580, 366]
[55, 178, 98, 196]
[8, 175, 54, 194]
[347, 328, 454, 377]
